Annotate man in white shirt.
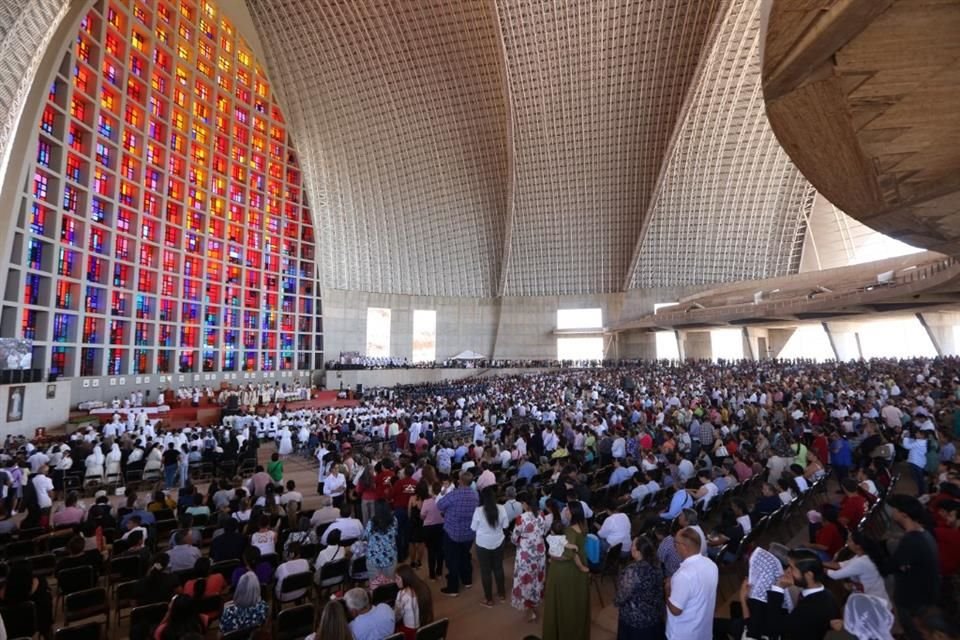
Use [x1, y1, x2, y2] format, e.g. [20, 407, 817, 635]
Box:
[323, 466, 347, 509]
[597, 511, 631, 556]
[611, 435, 626, 460]
[321, 508, 365, 545]
[32, 465, 54, 510]
[27, 450, 49, 474]
[666, 527, 718, 640]
[279, 480, 303, 506]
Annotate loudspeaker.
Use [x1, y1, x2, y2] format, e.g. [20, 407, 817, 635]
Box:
[0, 370, 10, 385]
[48, 373, 59, 383]
[356, 384, 363, 396]
[227, 395, 239, 411]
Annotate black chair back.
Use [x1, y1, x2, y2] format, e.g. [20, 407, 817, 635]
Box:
[278, 570, 313, 601]
[63, 587, 109, 624]
[317, 557, 349, 588]
[57, 565, 97, 596]
[415, 618, 450, 640]
[275, 604, 314, 640]
[54, 621, 103, 640]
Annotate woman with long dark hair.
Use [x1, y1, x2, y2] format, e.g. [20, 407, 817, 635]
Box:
[615, 536, 664, 640]
[408, 480, 428, 569]
[395, 564, 434, 640]
[0, 558, 54, 639]
[542, 501, 590, 640]
[825, 529, 890, 603]
[153, 593, 207, 640]
[366, 498, 398, 580]
[471, 485, 509, 607]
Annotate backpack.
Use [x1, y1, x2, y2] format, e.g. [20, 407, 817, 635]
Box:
[585, 533, 601, 567]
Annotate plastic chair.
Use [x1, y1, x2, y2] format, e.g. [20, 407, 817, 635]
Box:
[316, 557, 349, 594]
[590, 543, 622, 607]
[114, 580, 139, 626]
[63, 587, 110, 627]
[56, 565, 97, 612]
[274, 604, 314, 640]
[54, 621, 103, 640]
[415, 618, 450, 640]
[275, 570, 313, 611]
[128, 602, 168, 640]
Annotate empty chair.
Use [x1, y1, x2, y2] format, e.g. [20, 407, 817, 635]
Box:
[63, 587, 109, 627]
[589, 543, 622, 607]
[113, 580, 139, 627]
[107, 555, 141, 592]
[415, 618, 450, 640]
[128, 602, 168, 640]
[27, 552, 58, 578]
[56, 566, 97, 611]
[211, 559, 242, 582]
[274, 604, 314, 640]
[54, 621, 103, 640]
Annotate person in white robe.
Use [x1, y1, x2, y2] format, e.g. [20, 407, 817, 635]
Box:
[106, 443, 122, 482]
[144, 444, 163, 479]
[85, 445, 105, 483]
[278, 426, 294, 456]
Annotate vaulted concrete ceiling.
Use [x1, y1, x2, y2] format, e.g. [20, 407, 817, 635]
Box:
[246, 0, 818, 297]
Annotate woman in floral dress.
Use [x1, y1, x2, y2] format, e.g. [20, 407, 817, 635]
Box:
[510, 492, 548, 622]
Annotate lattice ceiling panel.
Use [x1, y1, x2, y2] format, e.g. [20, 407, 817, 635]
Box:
[630, 0, 813, 289]
[245, 0, 510, 297]
[0, 0, 70, 179]
[496, 0, 722, 296]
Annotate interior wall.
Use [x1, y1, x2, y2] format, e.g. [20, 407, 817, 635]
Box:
[322, 286, 700, 363]
[0, 379, 71, 437]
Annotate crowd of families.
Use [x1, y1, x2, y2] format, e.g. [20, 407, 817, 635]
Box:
[2, 357, 960, 640]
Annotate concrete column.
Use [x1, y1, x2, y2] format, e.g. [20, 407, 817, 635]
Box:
[767, 328, 797, 359]
[680, 330, 712, 360]
[619, 330, 657, 360]
[918, 311, 960, 356]
[824, 321, 863, 361]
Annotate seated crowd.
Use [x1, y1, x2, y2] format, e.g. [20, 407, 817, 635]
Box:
[1, 356, 959, 640]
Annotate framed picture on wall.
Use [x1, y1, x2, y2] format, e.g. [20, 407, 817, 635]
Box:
[46, 384, 56, 399]
[7, 386, 24, 422]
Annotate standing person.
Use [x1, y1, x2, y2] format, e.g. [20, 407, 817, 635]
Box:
[162, 443, 180, 489]
[888, 494, 940, 640]
[437, 471, 479, 597]
[542, 501, 591, 640]
[665, 527, 718, 640]
[365, 499, 398, 581]
[407, 480, 427, 570]
[902, 429, 930, 496]
[766, 549, 841, 640]
[615, 536, 665, 640]
[394, 564, 434, 640]
[420, 481, 445, 581]
[472, 486, 510, 607]
[391, 465, 418, 563]
[267, 452, 283, 485]
[323, 463, 347, 510]
[510, 492, 548, 622]
[357, 464, 378, 525]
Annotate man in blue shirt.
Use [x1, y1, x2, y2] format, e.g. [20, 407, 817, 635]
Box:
[437, 471, 478, 596]
[344, 587, 395, 640]
[517, 457, 538, 484]
[660, 479, 696, 520]
[606, 457, 634, 488]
